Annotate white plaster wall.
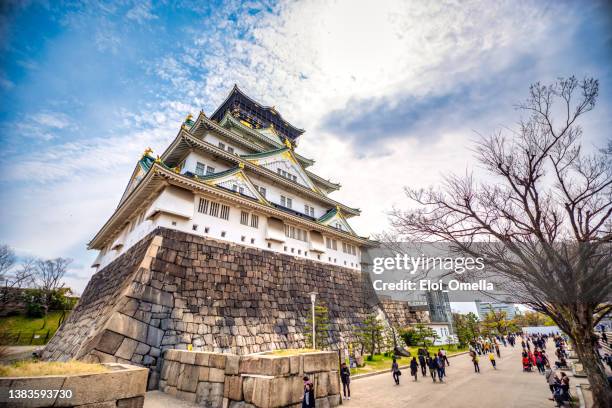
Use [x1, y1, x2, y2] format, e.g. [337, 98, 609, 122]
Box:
[94, 188, 362, 272]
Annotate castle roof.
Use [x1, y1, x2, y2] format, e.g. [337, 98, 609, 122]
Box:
[211, 85, 304, 141]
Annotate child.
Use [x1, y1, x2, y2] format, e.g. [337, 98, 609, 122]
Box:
[489, 352, 496, 369]
[302, 376, 315, 408]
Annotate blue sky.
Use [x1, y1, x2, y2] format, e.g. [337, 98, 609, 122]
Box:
[0, 0, 611, 295]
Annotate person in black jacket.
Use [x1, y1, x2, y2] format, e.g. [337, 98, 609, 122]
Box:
[427, 354, 438, 382]
[410, 357, 419, 381]
[340, 362, 351, 400]
[418, 353, 427, 376]
[391, 358, 401, 385]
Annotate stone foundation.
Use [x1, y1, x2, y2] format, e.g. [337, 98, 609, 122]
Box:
[159, 349, 340, 408]
[43, 227, 425, 389]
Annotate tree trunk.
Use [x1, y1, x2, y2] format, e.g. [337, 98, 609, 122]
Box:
[570, 307, 612, 408]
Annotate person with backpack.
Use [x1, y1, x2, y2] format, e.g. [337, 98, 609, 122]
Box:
[436, 354, 446, 381]
[410, 357, 419, 381]
[391, 357, 401, 385]
[340, 362, 351, 400]
[488, 352, 496, 369]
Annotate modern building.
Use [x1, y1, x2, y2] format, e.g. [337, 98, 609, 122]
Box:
[475, 300, 518, 320]
[89, 85, 370, 270]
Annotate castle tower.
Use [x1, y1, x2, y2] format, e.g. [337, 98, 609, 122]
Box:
[42, 87, 381, 388]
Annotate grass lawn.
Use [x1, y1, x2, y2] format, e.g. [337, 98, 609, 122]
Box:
[0, 360, 108, 377]
[350, 345, 469, 375]
[0, 311, 67, 345]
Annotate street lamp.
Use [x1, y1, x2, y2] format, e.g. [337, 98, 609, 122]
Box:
[309, 292, 318, 349]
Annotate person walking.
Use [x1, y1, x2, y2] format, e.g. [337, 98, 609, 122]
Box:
[418, 353, 427, 376]
[488, 352, 496, 369]
[436, 354, 446, 382]
[427, 354, 438, 382]
[391, 358, 401, 385]
[340, 362, 351, 400]
[410, 357, 419, 381]
[495, 344, 500, 358]
[545, 366, 557, 401]
[440, 348, 450, 366]
[472, 353, 480, 373]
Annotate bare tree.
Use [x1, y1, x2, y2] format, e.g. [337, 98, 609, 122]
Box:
[0, 246, 35, 308]
[0, 244, 16, 281]
[34, 257, 72, 325]
[389, 77, 611, 407]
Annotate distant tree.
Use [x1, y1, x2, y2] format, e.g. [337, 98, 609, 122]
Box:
[356, 313, 385, 359]
[513, 310, 555, 327]
[453, 312, 480, 347]
[0, 249, 35, 308]
[482, 307, 511, 335]
[402, 323, 438, 349]
[34, 257, 71, 327]
[305, 303, 331, 350]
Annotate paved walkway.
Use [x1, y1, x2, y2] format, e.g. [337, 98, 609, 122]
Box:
[346, 341, 572, 408]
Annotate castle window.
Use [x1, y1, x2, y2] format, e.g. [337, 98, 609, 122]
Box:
[250, 214, 259, 229]
[332, 239, 337, 250]
[198, 198, 210, 214]
[205, 227, 210, 233]
[209, 202, 219, 217]
[259, 187, 266, 197]
[268, 242, 271, 248]
[241, 236, 245, 242]
[286, 198, 292, 208]
[128, 221, 135, 233]
[240, 211, 249, 226]
[304, 205, 315, 217]
[171, 221, 177, 226]
[298, 249, 302, 255]
[227, 146, 234, 154]
[206, 166, 215, 175]
[220, 204, 230, 220]
[192, 224, 198, 231]
[232, 184, 238, 191]
[195, 162, 206, 176]
[239, 186, 244, 194]
[250, 238, 255, 244]
[221, 231, 226, 237]
[218, 142, 225, 150]
[137, 211, 145, 224]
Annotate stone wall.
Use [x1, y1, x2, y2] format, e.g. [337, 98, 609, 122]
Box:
[379, 299, 430, 328]
[44, 227, 424, 389]
[159, 349, 340, 408]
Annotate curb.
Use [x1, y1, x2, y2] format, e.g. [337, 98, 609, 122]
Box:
[352, 351, 471, 381]
[575, 384, 586, 408]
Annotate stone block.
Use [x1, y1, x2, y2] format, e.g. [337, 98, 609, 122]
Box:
[176, 390, 197, 403]
[135, 342, 151, 355]
[225, 355, 240, 375]
[56, 365, 147, 407]
[239, 356, 289, 376]
[288, 355, 301, 375]
[177, 364, 200, 393]
[195, 352, 210, 366]
[164, 361, 181, 387]
[116, 396, 145, 408]
[209, 353, 227, 369]
[0, 376, 65, 407]
[179, 351, 196, 365]
[196, 382, 224, 407]
[303, 352, 337, 373]
[316, 397, 331, 408]
[96, 330, 125, 355]
[164, 349, 179, 361]
[115, 338, 139, 360]
[315, 371, 329, 398]
[106, 313, 148, 343]
[147, 325, 164, 348]
[224, 375, 243, 400]
[209, 367, 226, 383]
[328, 394, 341, 407]
[328, 371, 340, 395]
[198, 366, 210, 381]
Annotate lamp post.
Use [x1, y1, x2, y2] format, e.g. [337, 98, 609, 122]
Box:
[309, 292, 318, 349]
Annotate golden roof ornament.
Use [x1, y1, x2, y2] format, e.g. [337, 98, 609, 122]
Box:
[155, 156, 162, 163]
[238, 162, 245, 169]
[142, 147, 153, 157]
[284, 138, 293, 149]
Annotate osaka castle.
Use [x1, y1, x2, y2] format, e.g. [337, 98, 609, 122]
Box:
[89, 85, 370, 271]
